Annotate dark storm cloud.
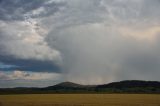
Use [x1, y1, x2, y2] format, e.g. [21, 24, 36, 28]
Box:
[0, 55, 61, 73]
[0, 0, 65, 21]
[0, 55, 61, 72]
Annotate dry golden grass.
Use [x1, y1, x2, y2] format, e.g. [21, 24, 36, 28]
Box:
[0, 94, 160, 106]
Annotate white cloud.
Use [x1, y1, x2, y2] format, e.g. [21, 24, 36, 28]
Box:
[0, 70, 61, 80]
[0, 19, 62, 65]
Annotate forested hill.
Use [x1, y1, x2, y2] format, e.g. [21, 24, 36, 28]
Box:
[0, 80, 160, 94]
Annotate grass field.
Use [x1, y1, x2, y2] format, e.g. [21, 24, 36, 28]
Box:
[0, 94, 160, 106]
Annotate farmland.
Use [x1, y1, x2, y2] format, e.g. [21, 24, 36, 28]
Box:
[0, 94, 160, 106]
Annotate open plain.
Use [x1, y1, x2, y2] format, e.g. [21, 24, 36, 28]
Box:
[0, 94, 160, 106]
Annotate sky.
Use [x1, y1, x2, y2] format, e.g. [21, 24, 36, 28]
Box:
[0, 0, 160, 88]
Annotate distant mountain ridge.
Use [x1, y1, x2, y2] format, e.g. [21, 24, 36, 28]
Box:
[0, 80, 160, 94]
[97, 80, 160, 88]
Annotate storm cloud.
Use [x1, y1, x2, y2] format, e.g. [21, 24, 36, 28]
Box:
[0, 0, 160, 87]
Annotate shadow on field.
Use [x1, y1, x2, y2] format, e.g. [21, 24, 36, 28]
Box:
[0, 102, 2, 106]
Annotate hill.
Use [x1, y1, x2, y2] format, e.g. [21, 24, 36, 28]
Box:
[96, 80, 160, 93]
[46, 82, 85, 89]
